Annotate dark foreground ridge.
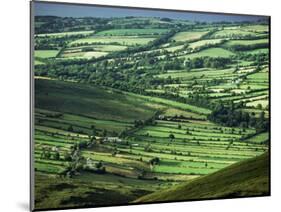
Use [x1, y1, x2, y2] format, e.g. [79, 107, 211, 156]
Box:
[134, 152, 269, 203]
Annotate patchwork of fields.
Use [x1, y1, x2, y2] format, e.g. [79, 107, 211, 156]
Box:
[33, 15, 270, 209]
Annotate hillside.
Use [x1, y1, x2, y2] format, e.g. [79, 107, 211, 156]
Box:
[134, 152, 269, 203]
[32, 12, 270, 210]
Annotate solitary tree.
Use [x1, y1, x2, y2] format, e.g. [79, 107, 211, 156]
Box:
[54, 151, 60, 160]
[68, 125, 73, 132]
[169, 133, 175, 142]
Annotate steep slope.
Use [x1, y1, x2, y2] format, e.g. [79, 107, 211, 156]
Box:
[134, 152, 269, 203]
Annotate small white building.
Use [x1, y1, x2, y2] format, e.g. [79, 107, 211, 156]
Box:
[51, 146, 59, 152]
[103, 137, 122, 143]
[158, 115, 165, 120]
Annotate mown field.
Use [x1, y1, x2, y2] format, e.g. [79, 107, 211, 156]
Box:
[33, 79, 268, 209]
[33, 16, 270, 210]
[135, 151, 269, 203]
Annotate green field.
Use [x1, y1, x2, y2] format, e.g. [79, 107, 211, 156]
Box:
[241, 25, 269, 33]
[61, 51, 108, 59]
[211, 29, 258, 38]
[35, 50, 59, 58]
[182, 48, 234, 59]
[135, 152, 269, 202]
[171, 31, 209, 42]
[96, 28, 169, 36]
[33, 14, 270, 210]
[36, 30, 95, 38]
[70, 36, 156, 46]
[224, 39, 268, 47]
[188, 39, 223, 49]
[35, 79, 164, 122]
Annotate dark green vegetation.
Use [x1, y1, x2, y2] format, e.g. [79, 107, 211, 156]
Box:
[134, 152, 269, 202]
[33, 15, 270, 210]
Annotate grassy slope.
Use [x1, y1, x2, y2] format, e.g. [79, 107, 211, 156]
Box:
[134, 152, 269, 203]
[34, 172, 158, 210]
[35, 79, 164, 122]
[35, 79, 209, 121]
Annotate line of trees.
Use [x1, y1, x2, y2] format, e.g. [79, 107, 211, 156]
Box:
[208, 103, 269, 132]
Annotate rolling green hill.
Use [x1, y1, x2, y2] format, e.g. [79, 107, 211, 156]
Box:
[33, 15, 270, 210]
[134, 152, 269, 203]
[35, 79, 165, 122]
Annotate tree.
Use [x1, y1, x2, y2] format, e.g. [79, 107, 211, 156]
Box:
[68, 125, 73, 132]
[149, 157, 160, 165]
[95, 161, 103, 169]
[64, 152, 72, 161]
[40, 148, 46, 159]
[91, 125, 96, 136]
[102, 129, 107, 137]
[169, 133, 175, 142]
[144, 143, 152, 152]
[45, 150, 51, 159]
[53, 151, 60, 160]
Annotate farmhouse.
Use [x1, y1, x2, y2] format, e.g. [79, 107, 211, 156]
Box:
[51, 146, 59, 152]
[158, 115, 166, 120]
[86, 158, 95, 167]
[232, 78, 242, 84]
[103, 137, 122, 143]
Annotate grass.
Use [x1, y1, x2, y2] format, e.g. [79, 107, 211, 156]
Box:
[61, 51, 108, 59]
[96, 28, 169, 36]
[182, 48, 234, 59]
[246, 99, 268, 108]
[35, 60, 45, 65]
[211, 29, 258, 38]
[240, 48, 269, 55]
[157, 68, 234, 80]
[163, 108, 206, 119]
[35, 108, 133, 134]
[33, 20, 270, 209]
[245, 132, 269, 144]
[36, 30, 95, 38]
[70, 36, 156, 46]
[35, 50, 59, 58]
[134, 152, 269, 202]
[35, 79, 164, 122]
[34, 171, 168, 210]
[188, 39, 223, 49]
[64, 45, 127, 52]
[163, 45, 185, 52]
[84, 45, 127, 52]
[171, 31, 209, 42]
[223, 39, 268, 47]
[247, 72, 269, 81]
[34, 79, 267, 187]
[126, 91, 211, 115]
[241, 25, 269, 33]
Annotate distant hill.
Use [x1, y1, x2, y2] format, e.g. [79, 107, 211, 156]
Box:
[134, 152, 270, 203]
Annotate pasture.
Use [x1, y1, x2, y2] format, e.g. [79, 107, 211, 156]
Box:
[171, 31, 209, 42]
[70, 36, 156, 46]
[182, 48, 234, 59]
[36, 30, 95, 38]
[188, 39, 223, 49]
[96, 28, 169, 36]
[211, 29, 258, 38]
[33, 16, 270, 209]
[35, 50, 59, 58]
